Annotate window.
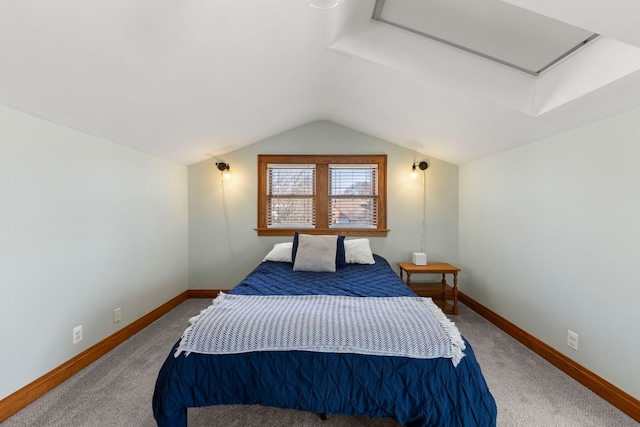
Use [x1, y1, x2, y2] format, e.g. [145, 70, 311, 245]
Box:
[329, 165, 378, 228]
[372, 0, 598, 76]
[266, 164, 316, 228]
[257, 154, 388, 236]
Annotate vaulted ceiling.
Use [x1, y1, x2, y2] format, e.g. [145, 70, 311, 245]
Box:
[1, 0, 640, 165]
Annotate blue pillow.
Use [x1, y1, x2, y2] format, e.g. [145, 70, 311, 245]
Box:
[292, 232, 346, 268]
[335, 235, 346, 268]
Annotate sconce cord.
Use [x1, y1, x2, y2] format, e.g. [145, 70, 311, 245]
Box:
[421, 170, 427, 253]
[221, 176, 241, 265]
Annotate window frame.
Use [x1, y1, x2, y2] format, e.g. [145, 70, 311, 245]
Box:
[257, 154, 388, 237]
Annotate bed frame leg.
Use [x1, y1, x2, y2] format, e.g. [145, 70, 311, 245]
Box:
[317, 413, 327, 421]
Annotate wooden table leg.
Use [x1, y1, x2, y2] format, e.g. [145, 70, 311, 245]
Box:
[452, 272, 458, 315]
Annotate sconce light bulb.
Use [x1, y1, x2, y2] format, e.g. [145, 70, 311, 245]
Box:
[216, 161, 231, 180]
[411, 164, 418, 178]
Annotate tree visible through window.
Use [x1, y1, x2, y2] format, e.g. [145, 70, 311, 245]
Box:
[257, 155, 388, 236]
[267, 165, 315, 228]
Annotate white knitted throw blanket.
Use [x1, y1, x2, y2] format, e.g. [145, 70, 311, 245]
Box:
[175, 293, 465, 366]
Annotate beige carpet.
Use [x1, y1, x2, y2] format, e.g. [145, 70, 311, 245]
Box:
[1, 299, 637, 426]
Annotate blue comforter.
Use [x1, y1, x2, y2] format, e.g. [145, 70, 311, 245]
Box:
[153, 255, 497, 426]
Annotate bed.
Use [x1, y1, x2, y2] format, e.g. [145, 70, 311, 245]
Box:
[153, 237, 497, 427]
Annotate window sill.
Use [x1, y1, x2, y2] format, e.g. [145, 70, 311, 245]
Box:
[255, 228, 389, 237]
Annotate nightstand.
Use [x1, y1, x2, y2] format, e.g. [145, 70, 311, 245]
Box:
[397, 262, 460, 315]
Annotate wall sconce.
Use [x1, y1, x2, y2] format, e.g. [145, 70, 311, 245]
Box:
[216, 162, 231, 180]
[411, 161, 429, 178]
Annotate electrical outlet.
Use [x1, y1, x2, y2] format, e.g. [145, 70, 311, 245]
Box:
[567, 330, 578, 351]
[113, 307, 122, 323]
[73, 325, 83, 344]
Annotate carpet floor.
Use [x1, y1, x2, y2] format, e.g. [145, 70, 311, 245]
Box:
[1, 299, 637, 426]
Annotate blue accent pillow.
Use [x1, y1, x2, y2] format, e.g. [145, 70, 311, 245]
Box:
[336, 235, 346, 268]
[292, 232, 346, 268]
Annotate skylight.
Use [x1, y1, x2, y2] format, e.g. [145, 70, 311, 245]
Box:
[372, 0, 598, 76]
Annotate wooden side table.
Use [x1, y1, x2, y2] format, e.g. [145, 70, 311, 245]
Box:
[397, 262, 461, 315]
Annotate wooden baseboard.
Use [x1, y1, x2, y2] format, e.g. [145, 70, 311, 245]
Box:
[187, 289, 225, 298]
[6, 290, 636, 423]
[0, 289, 225, 423]
[458, 292, 640, 422]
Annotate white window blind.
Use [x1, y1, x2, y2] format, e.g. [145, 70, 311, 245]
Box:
[329, 165, 378, 228]
[267, 164, 315, 228]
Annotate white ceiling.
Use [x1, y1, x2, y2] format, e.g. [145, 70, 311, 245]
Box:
[1, 0, 640, 166]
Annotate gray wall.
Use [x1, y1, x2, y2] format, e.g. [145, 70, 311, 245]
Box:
[459, 107, 640, 399]
[3, 102, 637, 406]
[188, 120, 459, 290]
[0, 105, 189, 400]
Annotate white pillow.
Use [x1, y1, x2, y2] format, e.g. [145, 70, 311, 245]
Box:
[344, 239, 375, 264]
[263, 242, 293, 263]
